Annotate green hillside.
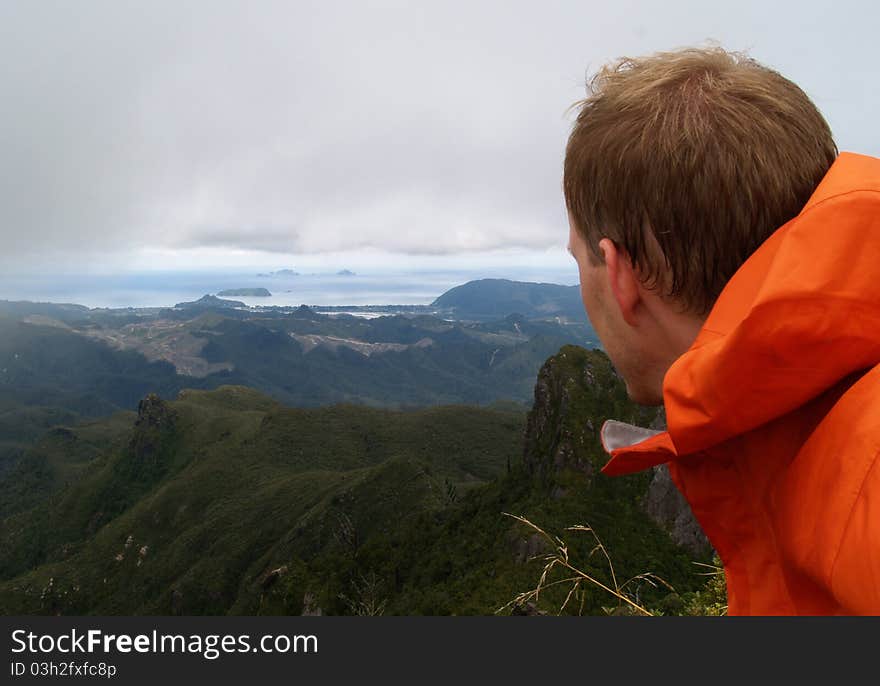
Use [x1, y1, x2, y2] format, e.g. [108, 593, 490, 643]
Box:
[0, 347, 714, 616]
[432, 279, 585, 322]
[0, 297, 597, 479]
[0, 386, 524, 614]
[0, 314, 210, 475]
[0, 300, 596, 420]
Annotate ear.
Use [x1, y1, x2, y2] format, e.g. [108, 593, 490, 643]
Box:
[598, 238, 641, 327]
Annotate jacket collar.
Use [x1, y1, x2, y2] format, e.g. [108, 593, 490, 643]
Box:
[602, 152, 880, 476]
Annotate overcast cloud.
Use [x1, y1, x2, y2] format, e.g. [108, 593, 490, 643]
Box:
[1, 0, 877, 273]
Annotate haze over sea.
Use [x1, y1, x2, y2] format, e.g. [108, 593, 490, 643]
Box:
[1, 266, 579, 310]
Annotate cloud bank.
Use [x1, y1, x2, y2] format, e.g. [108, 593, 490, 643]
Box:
[1, 0, 876, 272]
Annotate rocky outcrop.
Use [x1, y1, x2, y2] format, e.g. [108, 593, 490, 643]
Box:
[124, 394, 177, 474]
[523, 349, 595, 481]
[643, 464, 712, 558]
[641, 409, 711, 558]
[522, 346, 710, 558]
[512, 532, 549, 564]
[134, 394, 177, 432]
[522, 346, 653, 481]
[260, 565, 289, 589]
[130, 394, 176, 453]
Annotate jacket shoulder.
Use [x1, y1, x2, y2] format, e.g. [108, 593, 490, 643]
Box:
[802, 152, 880, 212]
[773, 364, 880, 613]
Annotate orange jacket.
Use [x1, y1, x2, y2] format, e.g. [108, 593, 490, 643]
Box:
[600, 151, 880, 615]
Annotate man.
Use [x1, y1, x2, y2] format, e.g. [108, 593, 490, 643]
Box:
[564, 46, 880, 615]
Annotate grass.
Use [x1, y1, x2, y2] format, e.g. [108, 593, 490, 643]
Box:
[499, 512, 728, 616]
[499, 514, 674, 616]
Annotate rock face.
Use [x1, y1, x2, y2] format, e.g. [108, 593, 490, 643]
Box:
[641, 409, 712, 558]
[523, 346, 710, 558]
[127, 394, 177, 471]
[134, 394, 177, 431]
[643, 464, 712, 558]
[522, 345, 654, 482]
[522, 350, 594, 481]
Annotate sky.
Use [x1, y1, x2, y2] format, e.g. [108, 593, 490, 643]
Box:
[1, 0, 877, 276]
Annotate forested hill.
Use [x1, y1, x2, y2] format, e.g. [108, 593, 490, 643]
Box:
[431, 279, 585, 322]
[0, 347, 714, 616]
[0, 296, 598, 476]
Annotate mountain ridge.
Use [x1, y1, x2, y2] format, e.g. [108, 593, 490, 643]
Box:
[431, 278, 585, 322]
[0, 347, 712, 616]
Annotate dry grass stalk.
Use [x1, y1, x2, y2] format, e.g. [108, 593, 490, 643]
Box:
[499, 513, 674, 617]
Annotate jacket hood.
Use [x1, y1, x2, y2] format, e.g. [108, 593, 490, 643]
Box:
[602, 151, 880, 475]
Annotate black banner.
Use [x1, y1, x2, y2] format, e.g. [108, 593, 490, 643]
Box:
[2, 615, 876, 684]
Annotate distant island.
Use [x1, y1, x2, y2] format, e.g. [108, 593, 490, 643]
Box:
[217, 288, 272, 297]
[256, 269, 299, 277]
[336, 270, 356, 276]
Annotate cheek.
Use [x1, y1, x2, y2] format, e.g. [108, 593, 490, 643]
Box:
[579, 281, 594, 319]
[578, 266, 603, 323]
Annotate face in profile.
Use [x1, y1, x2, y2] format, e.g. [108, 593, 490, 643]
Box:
[567, 217, 664, 406]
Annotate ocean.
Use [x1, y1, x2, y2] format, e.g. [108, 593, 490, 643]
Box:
[0, 267, 579, 310]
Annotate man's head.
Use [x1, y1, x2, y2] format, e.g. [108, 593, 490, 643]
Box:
[564, 46, 837, 404]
